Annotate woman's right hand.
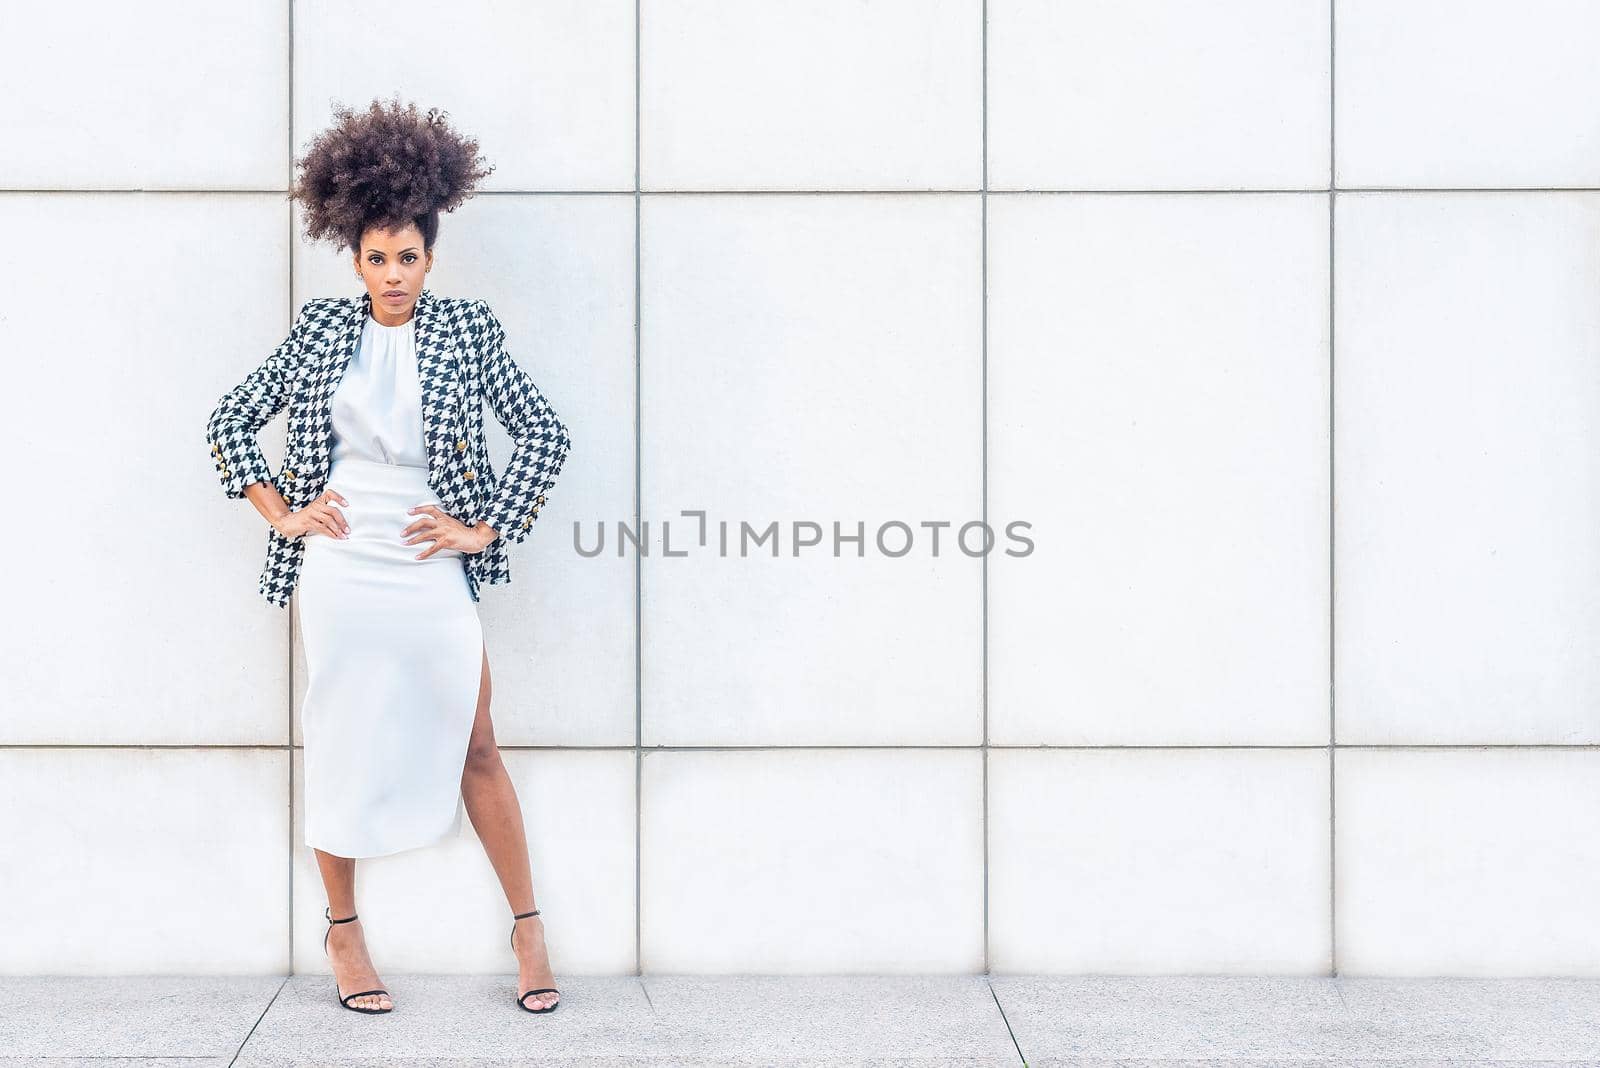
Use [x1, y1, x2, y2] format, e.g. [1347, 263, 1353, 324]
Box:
[272, 489, 350, 540]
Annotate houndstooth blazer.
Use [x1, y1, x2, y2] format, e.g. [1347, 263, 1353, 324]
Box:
[205, 288, 572, 607]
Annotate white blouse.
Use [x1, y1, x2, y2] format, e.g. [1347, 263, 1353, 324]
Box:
[329, 313, 428, 468]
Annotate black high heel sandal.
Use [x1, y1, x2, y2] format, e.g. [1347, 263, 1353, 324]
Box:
[323, 906, 393, 1014]
[510, 907, 560, 1013]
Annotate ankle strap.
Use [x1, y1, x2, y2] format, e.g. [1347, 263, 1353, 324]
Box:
[324, 905, 359, 924]
[512, 908, 541, 920]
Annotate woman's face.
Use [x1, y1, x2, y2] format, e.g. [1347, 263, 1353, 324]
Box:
[354, 223, 432, 323]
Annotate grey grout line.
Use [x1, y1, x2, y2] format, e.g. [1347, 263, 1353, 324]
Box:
[979, 0, 990, 977]
[634, 0, 644, 979]
[984, 976, 1029, 1066]
[10, 185, 1600, 195]
[227, 974, 289, 1067]
[285, 0, 297, 979]
[1328, 0, 1338, 977]
[1329, 0, 1337, 192]
[12, 742, 1600, 751]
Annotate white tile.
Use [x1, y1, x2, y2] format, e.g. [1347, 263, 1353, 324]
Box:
[0, 2, 287, 188]
[1337, 0, 1600, 188]
[988, 749, 1331, 972]
[0, 193, 291, 745]
[1334, 193, 1600, 744]
[640, 749, 983, 972]
[291, 194, 636, 747]
[988, 193, 1330, 746]
[293, 1, 633, 192]
[641, 0, 981, 190]
[0, 749, 289, 973]
[0, 976, 283, 1061]
[639, 195, 983, 746]
[988, 0, 1329, 190]
[634, 976, 1017, 1064]
[993, 976, 1347, 1062]
[1329, 977, 1600, 1060]
[290, 748, 635, 974]
[993, 975, 1600, 1062]
[1336, 748, 1600, 974]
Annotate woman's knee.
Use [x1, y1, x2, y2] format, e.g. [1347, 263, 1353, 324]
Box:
[463, 739, 503, 776]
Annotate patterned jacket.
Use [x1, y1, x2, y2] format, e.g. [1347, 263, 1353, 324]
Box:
[205, 288, 572, 607]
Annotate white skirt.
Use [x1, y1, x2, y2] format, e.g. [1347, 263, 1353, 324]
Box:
[297, 456, 483, 859]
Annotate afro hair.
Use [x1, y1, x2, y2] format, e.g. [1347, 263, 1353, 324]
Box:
[289, 93, 494, 254]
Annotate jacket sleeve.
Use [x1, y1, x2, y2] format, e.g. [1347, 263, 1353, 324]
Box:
[205, 305, 308, 499]
[474, 299, 573, 545]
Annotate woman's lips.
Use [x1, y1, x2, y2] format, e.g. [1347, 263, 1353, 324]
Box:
[383, 291, 405, 299]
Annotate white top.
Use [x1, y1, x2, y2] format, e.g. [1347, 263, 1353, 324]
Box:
[330, 313, 428, 468]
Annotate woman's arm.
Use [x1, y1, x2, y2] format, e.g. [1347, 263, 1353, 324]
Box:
[473, 300, 573, 545]
[205, 308, 307, 499]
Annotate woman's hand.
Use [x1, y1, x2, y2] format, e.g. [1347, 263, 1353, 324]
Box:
[403, 504, 500, 559]
[272, 489, 350, 540]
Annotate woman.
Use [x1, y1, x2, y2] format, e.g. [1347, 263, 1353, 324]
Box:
[204, 97, 572, 1016]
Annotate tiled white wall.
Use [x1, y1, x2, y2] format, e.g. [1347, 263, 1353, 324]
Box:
[3, 0, 1597, 978]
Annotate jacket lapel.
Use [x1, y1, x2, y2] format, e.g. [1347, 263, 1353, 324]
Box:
[410, 289, 464, 486]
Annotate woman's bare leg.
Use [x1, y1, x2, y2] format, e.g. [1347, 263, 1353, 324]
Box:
[312, 850, 393, 1011]
[460, 643, 559, 1010]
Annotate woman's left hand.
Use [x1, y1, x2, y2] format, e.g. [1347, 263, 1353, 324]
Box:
[403, 504, 499, 558]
